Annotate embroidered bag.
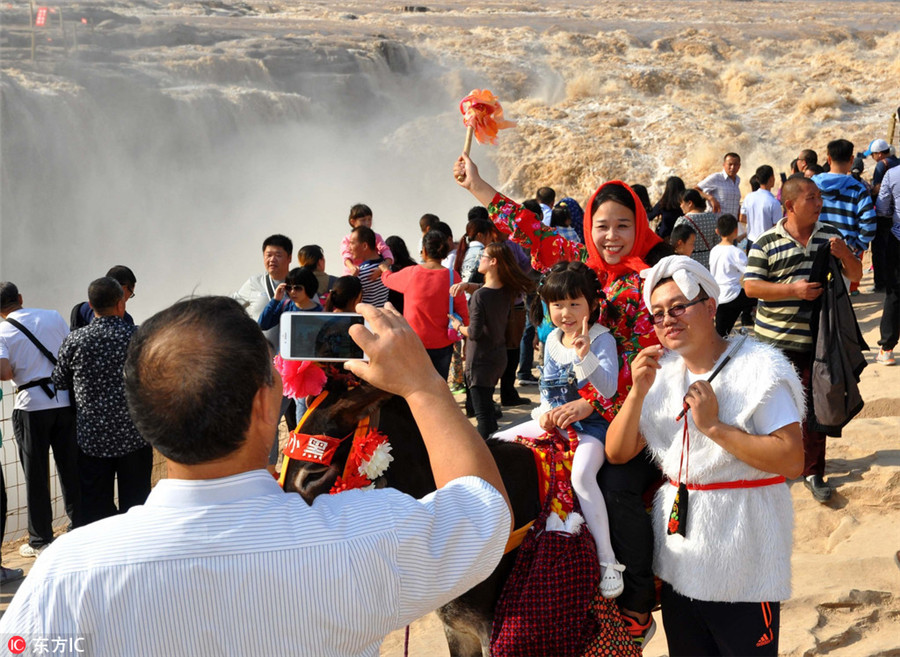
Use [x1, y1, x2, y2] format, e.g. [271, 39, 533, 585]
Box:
[490, 433, 600, 657]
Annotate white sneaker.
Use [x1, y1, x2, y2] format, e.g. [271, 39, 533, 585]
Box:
[18, 543, 45, 558]
[599, 561, 625, 599]
[875, 349, 895, 366]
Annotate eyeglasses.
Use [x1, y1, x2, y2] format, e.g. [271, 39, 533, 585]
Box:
[285, 285, 305, 292]
[649, 296, 709, 325]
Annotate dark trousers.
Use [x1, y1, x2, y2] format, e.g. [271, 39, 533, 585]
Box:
[661, 582, 780, 656]
[78, 444, 153, 525]
[11, 407, 81, 547]
[878, 233, 900, 351]
[1, 465, 6, 566]
[598, 450, 661, 614]
[871, 216, 893, 290]
[426, 345, 454, 381]
[715, 290, 757, 336]
[500, 349, 520, 400]
[783, 349, 827, 477]
[518, 298, 536, 377]
[468, 385, 497, 439]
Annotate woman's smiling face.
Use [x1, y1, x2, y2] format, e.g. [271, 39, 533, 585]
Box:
[591, 201, 636, 265]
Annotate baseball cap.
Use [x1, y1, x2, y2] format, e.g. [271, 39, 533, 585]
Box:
[863, 138, 890, 156]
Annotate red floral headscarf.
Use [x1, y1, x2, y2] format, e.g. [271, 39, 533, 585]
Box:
[583, 180, 662, 284]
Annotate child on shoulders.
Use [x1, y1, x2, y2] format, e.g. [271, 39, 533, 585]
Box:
[340, 204, 393, 275]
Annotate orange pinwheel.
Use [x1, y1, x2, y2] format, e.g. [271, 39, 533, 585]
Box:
[459, 89, 516, 154]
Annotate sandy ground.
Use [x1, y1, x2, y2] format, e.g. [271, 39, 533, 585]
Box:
[2, 273, 898, 656]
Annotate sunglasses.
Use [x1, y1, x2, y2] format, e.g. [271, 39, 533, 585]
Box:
[649, 296, 709, 326]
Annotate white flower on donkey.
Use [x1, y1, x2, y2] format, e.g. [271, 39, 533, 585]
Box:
[359, 442, 393, 480]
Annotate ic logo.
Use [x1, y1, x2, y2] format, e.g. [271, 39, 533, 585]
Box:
[7, 635, 26, 654]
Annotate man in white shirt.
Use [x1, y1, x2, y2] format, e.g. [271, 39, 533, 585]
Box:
[0, 282, 81, 558]
[696, 152, 742, 216]
[232, 233, 293, 348]
[536, 186, 556, 225]
[0, 298, 512, 657]
[740, 164, 783, 246]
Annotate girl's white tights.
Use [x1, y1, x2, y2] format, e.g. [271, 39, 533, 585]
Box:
[571, 432, 616, 565]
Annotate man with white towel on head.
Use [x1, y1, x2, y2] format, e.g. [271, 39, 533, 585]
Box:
[606, 255, 805, 657]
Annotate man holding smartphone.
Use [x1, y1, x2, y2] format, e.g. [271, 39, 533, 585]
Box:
[2, 298, 512, 657]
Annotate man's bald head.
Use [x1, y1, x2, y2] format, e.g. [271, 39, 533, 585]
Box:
[124, 296, 274, 465]
[781, 176, 817, 205]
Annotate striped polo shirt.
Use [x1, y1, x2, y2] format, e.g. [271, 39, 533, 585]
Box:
[744, 218, 842, 353]
[358, 258, 390, 308]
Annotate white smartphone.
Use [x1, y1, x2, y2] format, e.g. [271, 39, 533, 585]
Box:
[279, 312, 368, 361]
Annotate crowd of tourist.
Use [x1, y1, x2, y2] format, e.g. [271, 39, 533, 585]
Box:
[0, 134, 897, 657]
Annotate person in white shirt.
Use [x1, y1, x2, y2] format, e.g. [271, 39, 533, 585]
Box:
[740, 165, 783, 246]
[0, 298, 512, 657]
[231, 233, 293, 349]
[536, 185, 556, 225]
[0, 282, 81, 558]
[709, 214, 756, 335]
[695, 153, 742, 216]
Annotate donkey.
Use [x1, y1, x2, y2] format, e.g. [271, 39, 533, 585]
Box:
[280, 371, 540, 657]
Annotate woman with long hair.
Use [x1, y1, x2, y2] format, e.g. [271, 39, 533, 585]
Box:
[649, 176, 686, 240]
[454, 152, 671, 645]
[454, 213, 498, 288]
[450, 241, 534, 439]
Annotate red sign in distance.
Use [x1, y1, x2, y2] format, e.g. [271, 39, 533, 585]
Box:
[8, 636, 26, 654]
[35, 6, 47, 26]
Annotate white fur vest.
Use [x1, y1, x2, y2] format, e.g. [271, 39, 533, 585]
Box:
[639, 337, 804, 602]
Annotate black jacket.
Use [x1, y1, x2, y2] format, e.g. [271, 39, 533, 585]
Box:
[809, 248, 868, 436]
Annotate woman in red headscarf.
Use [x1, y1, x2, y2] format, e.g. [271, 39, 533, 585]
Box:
[453, 153, 671, 644]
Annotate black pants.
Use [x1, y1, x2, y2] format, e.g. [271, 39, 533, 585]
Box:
[426, 345, 454, 381]
[661, 582, 780, 656]
[598, 450, 661, 614]
[1, 465, 6, 566]
[715, 290, 757, 336]
[468, 385, 497, 439]
[871, 216, 893, 290]
[518, 298, 537, 377]
[878, 233, 900, 351]
[78, 444, 153, 525]
[499, 348, 520, 400]
[11, 407, 81, 547]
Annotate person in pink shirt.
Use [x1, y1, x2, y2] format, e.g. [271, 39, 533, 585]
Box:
[381, 230, 468, 379]
[340, 203, 394, 275]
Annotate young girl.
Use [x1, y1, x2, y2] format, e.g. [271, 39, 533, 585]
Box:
[495, 261, 625, 598]
[340, 203, 394, 275]
[454, 153, 670, 643]
[450, 241, 533, 439]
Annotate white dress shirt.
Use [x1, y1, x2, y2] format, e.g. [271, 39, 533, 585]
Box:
[0, 470, 509, 657]
[232, 273, 282, 347]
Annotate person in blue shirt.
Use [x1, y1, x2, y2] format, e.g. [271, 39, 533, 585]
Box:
[257, 266, 322, 331]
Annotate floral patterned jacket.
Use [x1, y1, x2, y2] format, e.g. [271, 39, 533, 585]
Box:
[488, 192, 659, 422]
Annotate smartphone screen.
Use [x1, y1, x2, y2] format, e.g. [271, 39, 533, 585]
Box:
[280, 312, 367, 361]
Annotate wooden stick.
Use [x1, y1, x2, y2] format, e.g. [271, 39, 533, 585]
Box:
[462, 126, 474, 156]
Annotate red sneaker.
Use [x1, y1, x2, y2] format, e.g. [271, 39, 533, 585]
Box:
[621, 614, 656, 649]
